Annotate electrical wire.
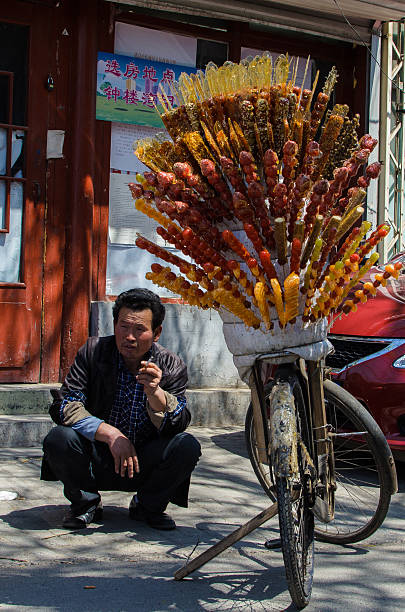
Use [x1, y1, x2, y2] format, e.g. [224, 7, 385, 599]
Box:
[331, 0, 405, 95]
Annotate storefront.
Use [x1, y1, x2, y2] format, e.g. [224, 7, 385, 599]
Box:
[0, 0, 403, 384]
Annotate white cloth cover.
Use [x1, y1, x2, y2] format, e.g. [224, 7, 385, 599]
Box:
[220, 310, 333, 383]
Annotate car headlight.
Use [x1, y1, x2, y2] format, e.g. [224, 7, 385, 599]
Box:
[393, 355, 405, 368]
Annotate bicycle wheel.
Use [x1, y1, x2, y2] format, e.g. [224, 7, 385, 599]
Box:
[315, 379, 395, 544]
[271, 370, 315, 609]
[245, 380, 396, 545]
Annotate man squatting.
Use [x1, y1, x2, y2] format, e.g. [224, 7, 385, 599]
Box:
[41, 288, 201, 530]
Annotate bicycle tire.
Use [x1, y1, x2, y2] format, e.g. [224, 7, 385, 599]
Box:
[315, 379, 394, 544]
[245, 379, 395, 545]
[271, 369, 315, 609]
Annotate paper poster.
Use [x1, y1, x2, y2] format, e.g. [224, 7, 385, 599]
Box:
[110, 123, 167, 174]
[114, 23, 197, 67]
[96, 52, 195, 127]
[108, 172, 167, 246]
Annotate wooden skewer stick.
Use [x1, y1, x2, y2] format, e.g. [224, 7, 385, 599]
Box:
[174, 502, 279, 581]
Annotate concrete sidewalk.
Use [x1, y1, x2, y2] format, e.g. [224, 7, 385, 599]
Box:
[0, 426, 404, 611]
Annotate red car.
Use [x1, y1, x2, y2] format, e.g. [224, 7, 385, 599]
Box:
[327, 252, 405, 461]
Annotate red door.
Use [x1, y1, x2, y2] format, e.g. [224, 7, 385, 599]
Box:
[0, 4, 49, 382]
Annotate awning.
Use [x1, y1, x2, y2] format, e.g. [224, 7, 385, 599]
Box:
[107, 0, 405, 43]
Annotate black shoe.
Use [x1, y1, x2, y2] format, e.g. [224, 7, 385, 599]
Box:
[129, 497, 176, 530]
[63, 501, 103, 529]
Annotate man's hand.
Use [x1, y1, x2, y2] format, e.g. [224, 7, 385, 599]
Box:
[136, 361, 167, 413]
[136, 360, 162, 395]
[95, 422, 139, 477]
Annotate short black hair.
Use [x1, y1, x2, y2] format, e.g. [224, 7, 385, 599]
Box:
[113, 288, 165, 330]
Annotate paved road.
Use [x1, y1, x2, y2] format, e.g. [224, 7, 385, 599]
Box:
[0, 427, 404, 611]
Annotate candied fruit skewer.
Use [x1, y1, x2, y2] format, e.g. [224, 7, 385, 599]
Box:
[135, 197, 181, 231]
[319, 166, 349, 219]
[334, 220, 371, 264]
[129, 182, 145, 200]
[244, 223, 265, 257]
[219, 156, 247, 195]
[247, 257, 269, 286]
[271, 278, 286, 328]
[331, 186, 366, 219]
[180, 226, 228, 268]
[135, 234, 202, 278]
[311, 113, 345, 182]
[210, 285, 261, 329]
[226, 259, 256, 299]
[254, 281, 273, 330]
[284, 273, 300, 324]
[357, 161, 381, 190]
[274, 217, 288, 266]
[314, 216, 341, 289]
[259, 250, 279, 284]
[221, 230, 267, 285]
[273, 96, 290, 157]
[286, 92, 298, 139]
[307, 67, 338, 143]
[202, 263, 253, 308]
[336, 252, 380, 314]
[299, 89, 312, 115]
[308, 92, 330, 141]
[137, 235, 215, 290]
[239, 151, 261, 184]
[263, 149, 279, 210]
[303, 179, 329, 237]
[290, 238, 302, 275]
[154, 196, 225, 250]
[246, 181, 275, 250]
[161, 106, 192, 140]
[335, 206, 364, 243]
[232, 191, 260, 227]
[302, 237, 323, 319]
[240, 99, 258, 160]
[255, 97, 271, 155]
[282, 140, 299, 198]
[314, 261, 345, 315]
[300, 140, 321, 178]
[287, 173, 311, 242]
[366, 262, 402, 296]
[273, 183, 288, 218]
[183, 131, 215, 166]
[222, 229, 252, 261]
[199, 158, 234, 211]
[172, 161, 212, 199]
[357, 224, 390, 260]
[319, 256, 357, 316]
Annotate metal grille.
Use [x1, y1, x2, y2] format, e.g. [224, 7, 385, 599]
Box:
[326, 336, 390, 371]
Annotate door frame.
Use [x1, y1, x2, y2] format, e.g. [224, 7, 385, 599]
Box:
[0, 3, 50, 382]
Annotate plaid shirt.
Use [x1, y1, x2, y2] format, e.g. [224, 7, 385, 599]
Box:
[106, 353, 157, 446]
[60, 352, 187, 446]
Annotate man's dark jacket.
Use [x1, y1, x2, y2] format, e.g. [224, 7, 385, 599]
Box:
[41, 336, 192, 506]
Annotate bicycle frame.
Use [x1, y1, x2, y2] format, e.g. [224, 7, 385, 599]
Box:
[250, 352, 336, 523]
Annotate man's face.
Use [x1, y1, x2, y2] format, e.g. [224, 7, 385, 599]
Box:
[114, 307, 161, 368]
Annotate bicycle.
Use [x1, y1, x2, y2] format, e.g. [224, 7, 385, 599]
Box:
[245, 350, 398, 608]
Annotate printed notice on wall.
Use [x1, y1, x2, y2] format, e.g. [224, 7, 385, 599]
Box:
[110, 122, 167, 174]
[108, 172, 167, 246]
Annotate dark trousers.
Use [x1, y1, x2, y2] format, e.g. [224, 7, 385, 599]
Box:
[42, 426, 201, 515]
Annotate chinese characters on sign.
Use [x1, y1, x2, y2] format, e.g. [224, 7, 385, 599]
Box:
[96, 52, 194, 127]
